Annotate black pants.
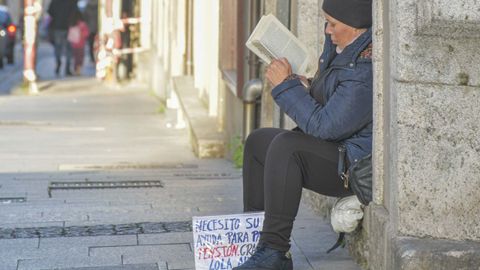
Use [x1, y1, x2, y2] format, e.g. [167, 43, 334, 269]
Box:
[88, 32, 97, 63]
[243, 128, 353, 252]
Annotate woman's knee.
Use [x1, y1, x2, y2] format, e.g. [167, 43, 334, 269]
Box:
[268, 131, 306, 155]
[244, 128, 282, 156]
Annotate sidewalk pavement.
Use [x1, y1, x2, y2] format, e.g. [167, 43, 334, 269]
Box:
[0, 41, 97, 96]
[0, 79, 360, 270]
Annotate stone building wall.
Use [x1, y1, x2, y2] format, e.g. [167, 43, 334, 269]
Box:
[381, 0, 480, 241]
[367, 0, 480, 268]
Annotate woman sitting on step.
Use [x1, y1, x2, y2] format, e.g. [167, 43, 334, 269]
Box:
[234, 0, 373, 269]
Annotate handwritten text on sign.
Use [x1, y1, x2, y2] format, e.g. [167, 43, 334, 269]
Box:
[192, 212, 264, 270]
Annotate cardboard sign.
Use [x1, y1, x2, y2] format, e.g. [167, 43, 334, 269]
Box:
[192, 212, 264, 270]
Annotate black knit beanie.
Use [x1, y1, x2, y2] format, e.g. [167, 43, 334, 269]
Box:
[322, 0, 372, 28]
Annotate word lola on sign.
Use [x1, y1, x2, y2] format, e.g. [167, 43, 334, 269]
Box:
[192, 212, 264, 270]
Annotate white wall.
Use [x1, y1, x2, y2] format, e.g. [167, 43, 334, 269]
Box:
[193, 0, 220, 117]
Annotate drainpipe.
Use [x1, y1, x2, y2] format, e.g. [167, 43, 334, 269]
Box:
[248, 0, 262, 79]
[241, 0, 263, 141]
[236, 1, 245, 96]
[242, 79, 263, 141]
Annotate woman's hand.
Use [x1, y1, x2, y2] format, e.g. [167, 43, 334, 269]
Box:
[265, 58, 292, 87]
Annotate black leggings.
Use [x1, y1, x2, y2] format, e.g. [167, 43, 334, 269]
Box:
[242, 128, 353, 252]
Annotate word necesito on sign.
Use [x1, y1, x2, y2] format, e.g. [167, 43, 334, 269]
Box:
[192, 212, 264, 270]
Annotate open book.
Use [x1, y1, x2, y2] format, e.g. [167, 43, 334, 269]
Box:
[246, 14, 311, 75]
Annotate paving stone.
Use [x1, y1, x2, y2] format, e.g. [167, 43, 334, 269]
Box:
[0, 210, 42, 222]
[0, 208, 87, 224]
[289, 240, 314, 270]
[0, 263, 17, 270]
[1, 236, 136, 265]
[39, 235, 138, 250]
[138, 232, 193, 245]
[0, 204, 158, 226]
[64, 217, 189, 227]
[17, 255, 121, 270]
[122, 253, 195, 269]
[0, 238, 40, 267]
[0, 238, 39, 251]
[59, 264, 159, 270]
[89, 243, 193, 269]
[0, 227, 15, 239]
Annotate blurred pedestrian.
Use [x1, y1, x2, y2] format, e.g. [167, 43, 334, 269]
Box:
[68, 9, 90, 76]
[84, 0, 98, 63]
[47, 0, 77, 76]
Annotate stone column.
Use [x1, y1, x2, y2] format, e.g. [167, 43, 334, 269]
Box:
[368, 0, 480, 269]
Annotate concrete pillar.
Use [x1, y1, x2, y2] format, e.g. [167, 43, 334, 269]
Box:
[367, 0, 480, 269]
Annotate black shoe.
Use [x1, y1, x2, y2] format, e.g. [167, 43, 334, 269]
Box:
[233, 244, 293, 270]
[65, 69, 73, 76]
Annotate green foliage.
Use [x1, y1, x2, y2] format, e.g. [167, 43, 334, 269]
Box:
[20, 81, 29, 93]
[228, 135, 244, 168]
[11, 81, 30, 95]
[156, 103, 166, 114]
[149, 89, 157, 97]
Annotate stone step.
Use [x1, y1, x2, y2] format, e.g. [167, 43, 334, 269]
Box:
[171, 76, 224, 158]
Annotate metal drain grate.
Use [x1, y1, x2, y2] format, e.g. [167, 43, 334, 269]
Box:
[0, 197, 26, 204]
[48, 181, 164, 197]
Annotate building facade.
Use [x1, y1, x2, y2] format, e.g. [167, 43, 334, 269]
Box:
[100, 0, 480, 268]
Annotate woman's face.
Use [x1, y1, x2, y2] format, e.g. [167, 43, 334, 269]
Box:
[324, 13, 364, 50]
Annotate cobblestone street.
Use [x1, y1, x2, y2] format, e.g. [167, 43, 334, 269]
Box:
[0, 81, 359, 270]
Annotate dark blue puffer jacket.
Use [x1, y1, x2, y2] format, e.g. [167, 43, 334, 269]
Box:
[271, 28, 373, 165]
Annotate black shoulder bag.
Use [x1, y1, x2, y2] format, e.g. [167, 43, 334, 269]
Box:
[326, 146, 372, 253]
[337, 145, 372, 205]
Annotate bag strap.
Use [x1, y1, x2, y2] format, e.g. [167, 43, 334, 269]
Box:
[326, 232, 345, 253]
[337, 145, 349, 188]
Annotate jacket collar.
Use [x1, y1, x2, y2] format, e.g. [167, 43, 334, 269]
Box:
[326, 27, 372, 68]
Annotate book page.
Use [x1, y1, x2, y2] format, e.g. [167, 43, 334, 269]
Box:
[246, 14, 311, 74]
[281, 41, 307, 75]
[257, 23, 289, 60]
[251, 40, 275, 63]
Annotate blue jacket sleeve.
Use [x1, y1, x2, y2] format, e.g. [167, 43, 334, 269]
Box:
[271, 77, 372, 141]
